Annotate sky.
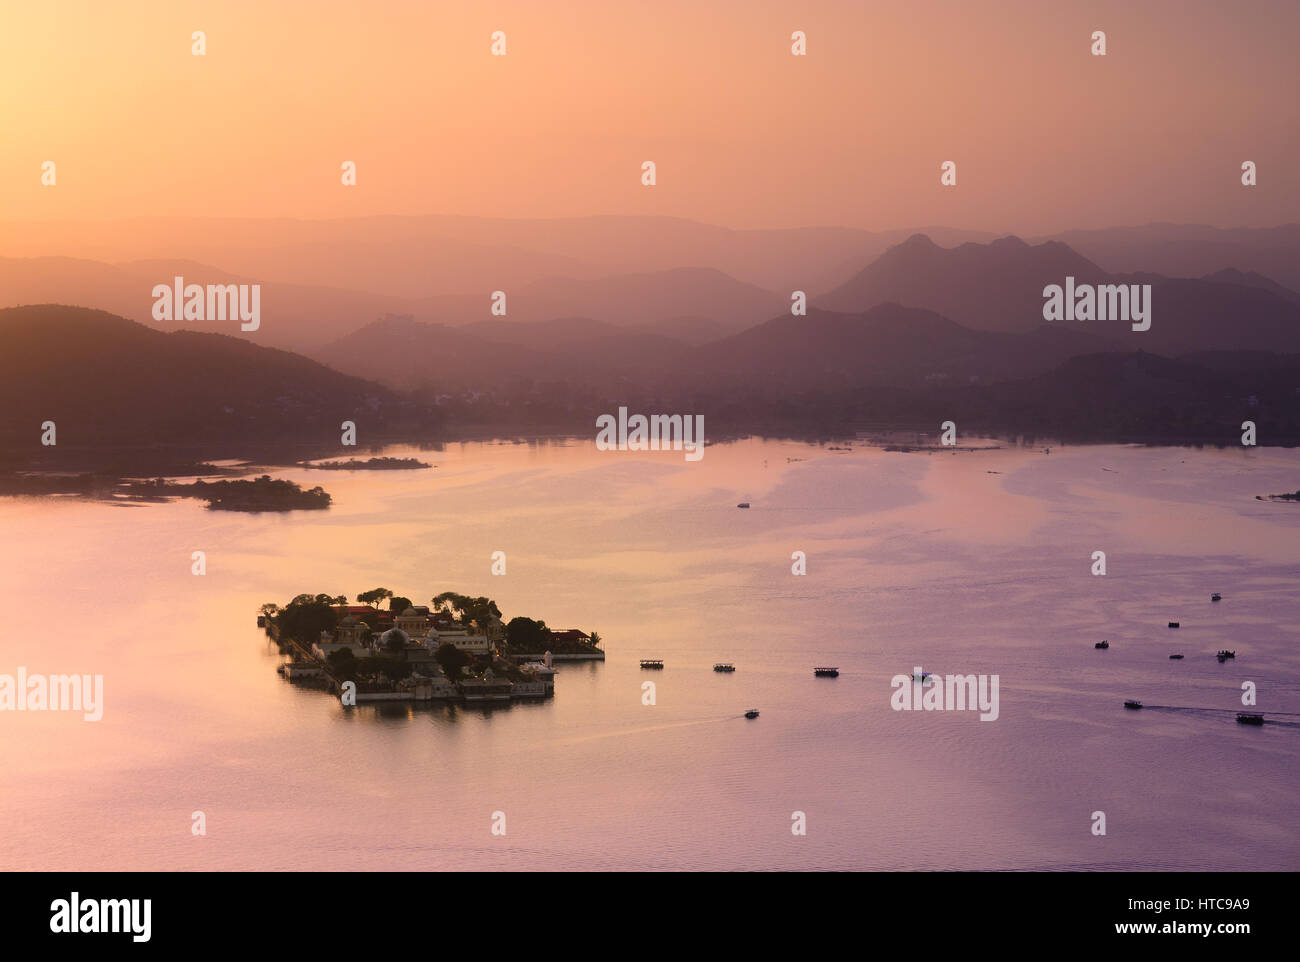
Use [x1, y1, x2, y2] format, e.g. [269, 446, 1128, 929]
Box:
[1, 0, 1296, 234]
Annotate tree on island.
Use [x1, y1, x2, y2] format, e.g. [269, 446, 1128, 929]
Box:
[432, 592, 501, 631]
[327, 647, 357, 680]
[434, 642, 471, 680]
[384, 629, 409, 655]
[357, 587, 393, 609]
[505, 616, 549, 652]
[277, 595, 339, 645]
[389, 595, 412, 614]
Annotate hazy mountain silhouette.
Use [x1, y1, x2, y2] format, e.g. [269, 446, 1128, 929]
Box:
[0, 214, 996, 298]
[690, 303, 1117, 392]
[1198, 268, 1300, 306]
[7, 304, 1299, 453]
[316, 314, 688, 391]
[0, 305, 437, 449]
[417, 267, 784, 334]
[1042, 223, 1300, 291]
[815, 235, 1300, 354]
[816, 234, 1109, 331]
[0, 255, 417, 351]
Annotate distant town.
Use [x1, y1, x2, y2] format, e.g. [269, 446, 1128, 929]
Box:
[260, 589, 604, 704]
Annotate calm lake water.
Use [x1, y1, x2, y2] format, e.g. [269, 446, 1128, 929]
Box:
[1, 439, 1297, 870]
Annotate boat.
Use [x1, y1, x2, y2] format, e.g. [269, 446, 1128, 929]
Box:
[1169, 654, 1184, 659]
[276, 664, 286, 676]
[813, 667, 839, 677]
[713, 663, 736, 672]
[1236, 713, 1264, 725]
[1217, 649, 1236, 658]
[744, 709, 759, 719]
[639, 659, 664, 669]
[737, 502, 750, 509]
[1211, 593, 1222, 602]
[1168, 621, 1180, 628]
[1095, 640, 1109, 649]
[1124, 700, 1142, 709]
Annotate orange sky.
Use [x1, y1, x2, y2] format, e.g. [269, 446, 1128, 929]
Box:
[1, 0, 1296, 233]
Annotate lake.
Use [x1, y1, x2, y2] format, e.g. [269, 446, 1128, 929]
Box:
[1, 438, 1297, 870]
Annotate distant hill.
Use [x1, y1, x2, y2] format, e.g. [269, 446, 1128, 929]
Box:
[416, 267, 785, 335]
[315, 314, 688, 391]
[815, 234, 1300, 354]
[1198, 268, 1300, 306]
[0, 305, 438, 452]
[815, 234, 1110, 332]
[690, 303, 1117, 392]
[0, 213, 997, 297]
[1040, 223, 1300, 292]
[0, 255, 416, 351]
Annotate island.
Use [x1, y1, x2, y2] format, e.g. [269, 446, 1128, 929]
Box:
[127, 475, 331, 512]
[304, 457, 431, 470]
[259, 589, 604, 704]
[0, 469, 331, 512]
[1257, 490, 1300, 503]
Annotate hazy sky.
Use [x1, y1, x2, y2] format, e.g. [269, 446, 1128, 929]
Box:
[1, 0, 1296, 233]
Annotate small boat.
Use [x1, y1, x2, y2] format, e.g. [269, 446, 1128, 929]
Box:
[1095, 640, 1109, 649]
[1217, 649, 1236, 658]
[1124, 700, 1142, 709]
[1168, 622, 1180, 628]
[737, 502, 750, 509]
[813, 667, 839, 677]
[1236, 713, 1264, 725]
[1211, 593, 1222, 602]
[1169, 654, 1184, 659]
[744, 709, 759, 719]
[713, 663, 735, 672]
[639, 659, 664, 669]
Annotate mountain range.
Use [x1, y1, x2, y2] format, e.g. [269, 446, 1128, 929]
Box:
[4, 220, 1300, 456]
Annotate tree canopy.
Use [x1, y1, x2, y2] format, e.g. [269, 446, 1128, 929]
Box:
[505, 616, 550, 652]
[277, 595, 340, 645]
[434, 642, 472, 680]
[357, 587, 393, 609]
[432, 592, 501, 630]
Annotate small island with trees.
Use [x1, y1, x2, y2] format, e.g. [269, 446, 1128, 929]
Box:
[1257, 489, 1300, 503]
[304, 456, 431, 471]
[127, 475, 331, 511]
[0, 470, 332, 512]
[259, 587, 604, 705]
